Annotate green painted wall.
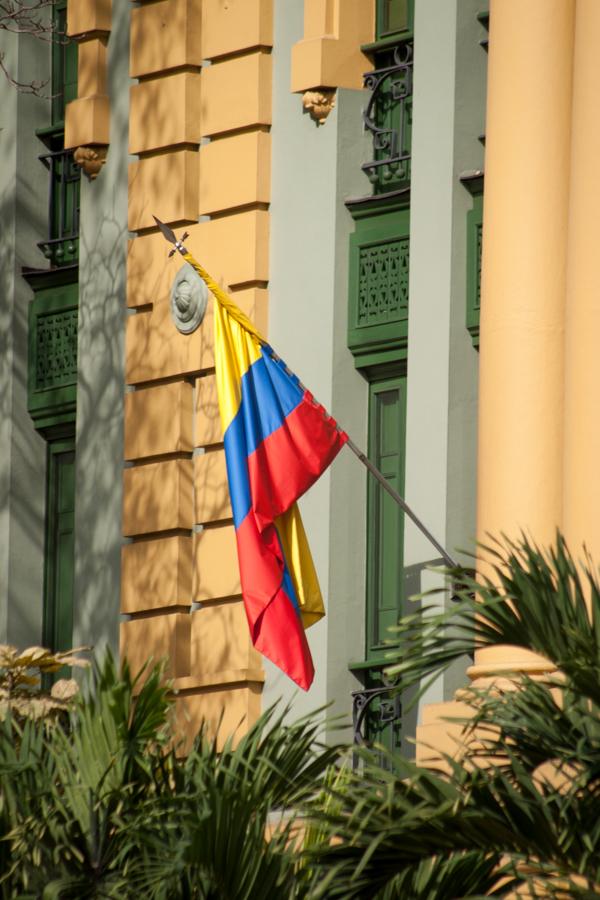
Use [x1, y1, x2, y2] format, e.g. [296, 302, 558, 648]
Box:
[0, 29, 52, 647]
[71, 3, 128, 658]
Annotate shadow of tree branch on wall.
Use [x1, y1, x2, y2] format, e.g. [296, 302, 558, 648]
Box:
[0, 40, 54, 647]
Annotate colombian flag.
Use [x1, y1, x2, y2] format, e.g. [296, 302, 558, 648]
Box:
[212, 293, 347, 690]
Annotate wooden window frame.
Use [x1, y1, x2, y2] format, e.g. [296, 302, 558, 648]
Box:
[366, 369, 407, 661]
[43, 433, 76, 655]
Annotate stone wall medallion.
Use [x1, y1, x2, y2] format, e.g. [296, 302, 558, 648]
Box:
[170, 263, 208, 334]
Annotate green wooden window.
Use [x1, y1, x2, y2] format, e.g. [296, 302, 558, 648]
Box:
[466, 191, 483, 348]
[358, 237, 409, 328]
[25, 271, 78, 661]
[376, 0, 413, 41]
[348, 204, 410, 370]
[51, 0, 78, 129]
[366, 373, 407, 659]
[28, 276, 78, 433]
[26, 5, 79, 662]
[43, 436, 76, 654]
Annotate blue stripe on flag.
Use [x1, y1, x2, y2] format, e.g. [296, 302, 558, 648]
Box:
[224, 350, 304, 528]
[223, 426, 251, 528]
[278, 528, 301, 616]
[240, 350, 303, 456]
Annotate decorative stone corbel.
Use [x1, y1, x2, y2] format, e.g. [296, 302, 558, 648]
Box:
[302, 89, 336, 125]
[64, 0, 112, 177]
[73, 145, 108, 179]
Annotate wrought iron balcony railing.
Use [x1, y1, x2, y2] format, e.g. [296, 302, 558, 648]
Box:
[352, 681, 402, 769]
[362, 41, 413, 191]
[38, 146, 80, 267]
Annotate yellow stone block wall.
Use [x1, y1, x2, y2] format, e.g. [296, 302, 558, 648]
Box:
[122, 0, 273, 748]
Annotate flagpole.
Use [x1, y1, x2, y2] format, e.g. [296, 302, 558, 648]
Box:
[268, 351, 458, 569]
[153, 216, 459, 571]
[343, 436, 457, 569]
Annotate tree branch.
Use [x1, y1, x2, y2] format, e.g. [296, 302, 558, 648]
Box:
[0, 51, 49, 95]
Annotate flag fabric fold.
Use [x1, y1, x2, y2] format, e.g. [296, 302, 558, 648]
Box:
[212, 294, 347, 690]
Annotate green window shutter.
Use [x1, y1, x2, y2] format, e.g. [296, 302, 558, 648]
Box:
[348, 204, 410, 370]
[43, 437, 76, 654]
[27, 274, 78, 434]
[366, 372, 407, 659]
[375, 0, 414, 42]
[51, 0, 78, 129]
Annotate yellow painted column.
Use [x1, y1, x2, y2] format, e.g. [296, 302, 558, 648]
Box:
[419, 0, 575, 764]
[472, 0, 575, 678]
[477, 0, 574, 548]
[562, 0, 600, 564]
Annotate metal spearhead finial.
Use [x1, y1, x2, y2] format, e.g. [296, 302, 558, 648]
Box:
[153, 215, 176, 244]
[153, 215, 188, 257]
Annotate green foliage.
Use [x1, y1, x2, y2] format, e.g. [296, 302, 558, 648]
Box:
[303, 534, 600, 897]
[2, 534, 599, 898]
[0, 652, 341, 898]
[1, 653, 173, 897]
[119, 706, 342, 899]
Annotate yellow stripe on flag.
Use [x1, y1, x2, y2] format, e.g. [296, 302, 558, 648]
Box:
[182, 252, 266, 344]
[213, 286, 262, 434]
[276, 504, 325, 629]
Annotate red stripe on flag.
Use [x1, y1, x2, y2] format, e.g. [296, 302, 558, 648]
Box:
[235, 514, 284, 626]
[247, 392, 347, 530]
[235, 512, 313, 689]
[252, 586, 314, 690]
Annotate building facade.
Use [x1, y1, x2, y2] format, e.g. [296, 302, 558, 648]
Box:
[5, 0, 595, 754]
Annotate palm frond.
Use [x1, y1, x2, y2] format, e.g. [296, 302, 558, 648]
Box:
[386, 534, 600, 705]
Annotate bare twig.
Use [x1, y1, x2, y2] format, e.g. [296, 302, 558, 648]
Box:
[0, 0, 68, 95]
[0, 51, 49, 94]
[0, 0, 54, 37]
